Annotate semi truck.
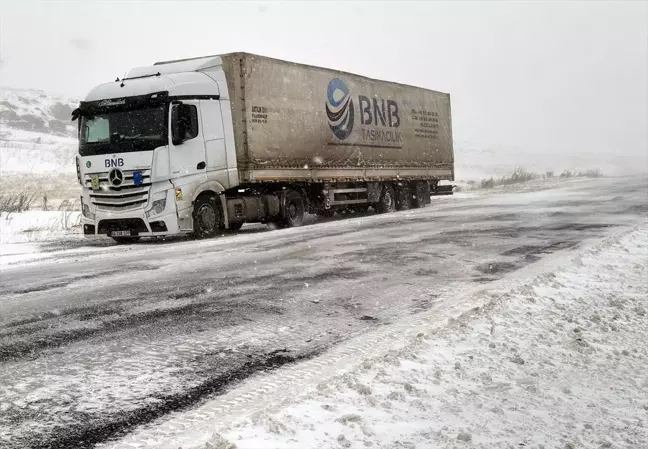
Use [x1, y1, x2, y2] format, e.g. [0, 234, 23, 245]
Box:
[72, 52, 454, 243]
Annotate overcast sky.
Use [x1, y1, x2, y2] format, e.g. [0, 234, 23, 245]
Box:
[1, 1, 646, 164]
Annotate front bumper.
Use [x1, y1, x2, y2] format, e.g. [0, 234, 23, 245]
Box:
[82, 209, 185, 237]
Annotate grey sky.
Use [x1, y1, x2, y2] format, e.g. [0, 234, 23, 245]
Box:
[1, 1, 646, 162]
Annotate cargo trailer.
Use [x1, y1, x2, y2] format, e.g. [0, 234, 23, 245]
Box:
[72, 53, 454, 242]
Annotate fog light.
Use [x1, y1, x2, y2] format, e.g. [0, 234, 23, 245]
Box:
[152, 198, 166, 214]
[146, 197, 166, 219]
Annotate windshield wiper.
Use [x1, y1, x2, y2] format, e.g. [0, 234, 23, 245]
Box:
[108, 133, 159, 142]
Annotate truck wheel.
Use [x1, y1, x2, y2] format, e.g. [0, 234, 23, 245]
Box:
[413, 182, 427, 209]
[376, 184, 396, 214]
[282, 191, 305, 227]
[395, 184, 412, 211]
[193, 195, 222, 238]
[112, 237, 141, 244]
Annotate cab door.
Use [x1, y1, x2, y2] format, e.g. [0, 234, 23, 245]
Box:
[169, 100, 207, 229]
[169, 100, 206, 183]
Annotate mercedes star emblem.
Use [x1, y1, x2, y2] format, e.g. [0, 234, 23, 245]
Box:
[108, 168, 124, 187]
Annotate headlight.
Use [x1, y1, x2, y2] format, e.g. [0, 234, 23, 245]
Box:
[146, 191, 167, 218]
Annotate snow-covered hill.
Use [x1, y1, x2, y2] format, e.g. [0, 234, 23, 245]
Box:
[0, 87, 80, 210]
[0, 86, 77, 138]
[0, 86, 79, 175]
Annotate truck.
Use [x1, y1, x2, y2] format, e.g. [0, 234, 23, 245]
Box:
[72, 52, 454, 243]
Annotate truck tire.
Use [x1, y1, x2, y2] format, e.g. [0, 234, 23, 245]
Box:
[395, 184, 412, 211]
[376, 184, 396, 214]
[193, 195, 222, 238]
[413, 182, 427, 209]
[281, 191, 305, 227]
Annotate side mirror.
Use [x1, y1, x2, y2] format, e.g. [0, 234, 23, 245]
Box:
[171, 102, 183, 145]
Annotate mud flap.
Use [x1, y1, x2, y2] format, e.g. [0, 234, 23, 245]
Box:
[218, 193, 230, 229]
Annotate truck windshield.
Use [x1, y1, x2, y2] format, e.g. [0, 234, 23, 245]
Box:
[79, 106, 166, 154]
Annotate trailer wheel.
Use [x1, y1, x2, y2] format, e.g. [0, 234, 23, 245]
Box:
[193, 195, 222, 238]
[395, 184, 412, 211]
[376, 184, 396, 214]
[281, 191, 305, 227]
[412, 182, 427, 209]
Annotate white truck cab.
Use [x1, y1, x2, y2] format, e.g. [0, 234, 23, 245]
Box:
[75, 57, 238, 242]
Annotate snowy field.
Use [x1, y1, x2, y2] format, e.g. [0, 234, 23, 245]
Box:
[453, 143, 648, 183]
[0, 211, 81, 245]
[0, 128, 77, 174]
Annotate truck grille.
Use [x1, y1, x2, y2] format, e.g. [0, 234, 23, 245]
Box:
[85, 169, 152, 211]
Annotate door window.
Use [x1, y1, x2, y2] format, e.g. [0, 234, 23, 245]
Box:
[178, 104, 199, 141]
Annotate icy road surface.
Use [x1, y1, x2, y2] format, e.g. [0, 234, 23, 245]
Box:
[0, 177, 646, 448]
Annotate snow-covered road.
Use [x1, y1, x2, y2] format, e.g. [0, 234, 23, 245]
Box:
[0, 176, 646, 448]
[208, 218, 648, 449]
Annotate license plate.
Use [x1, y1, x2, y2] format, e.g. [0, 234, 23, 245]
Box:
[111, 230, 131, 237]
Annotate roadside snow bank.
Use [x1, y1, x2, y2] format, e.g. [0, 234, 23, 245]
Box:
[219, 224, 648, 449]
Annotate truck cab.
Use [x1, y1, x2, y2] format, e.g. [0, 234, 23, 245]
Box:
[74, 59, 238, 242]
